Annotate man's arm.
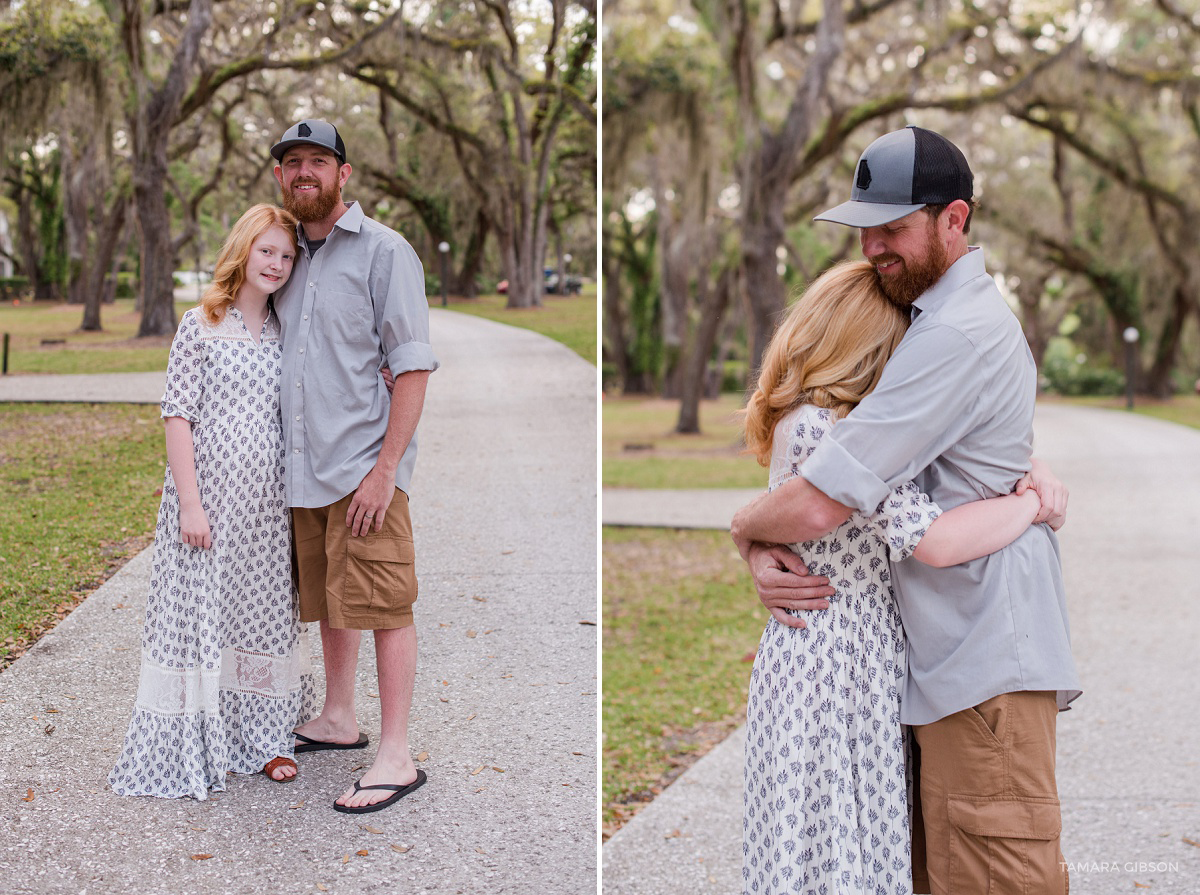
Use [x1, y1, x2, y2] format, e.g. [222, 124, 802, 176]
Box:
[746, 543, 836, 629]
[730, 475, 854, 561]
[346, 369, 430, 536]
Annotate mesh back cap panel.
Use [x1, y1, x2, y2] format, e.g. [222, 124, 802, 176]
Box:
[911, 126, 973, 204]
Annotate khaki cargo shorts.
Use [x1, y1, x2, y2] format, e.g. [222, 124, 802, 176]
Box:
[292, 488, 417, 630]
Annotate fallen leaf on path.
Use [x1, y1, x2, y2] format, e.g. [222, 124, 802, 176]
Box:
[475, 848, 488, 855]
[316, 885, 329, 892]
[45, 708, 59, 713]
[367, 692, 378, 698]
[439, 697, 450, 703]
[472, 596, 487, 603]
[288, 800, 304, 810]
[351, 765, 365, 773]
[467, 630, 477, 639]
[665, 830, 682, 839]
[356, 849, 369, 857]
[492, 766, 505, 772]
[190, 854, 213, 861]
[21, 789, 34, 802]
[190, 826, 207, 832]
[1184, 837, 1200, 848]
[578, 620, 596, 626]
[361, 825, 383, 835]
[416, 751, 429, 761]
[390, 844, 412, 854]
[341, 854, 350, 865]
[1134, 884, 1150, 890]
[470, 766, 486, 776]
[467, 714, 476, 721]
[572, 751, 583, 756]
[501, 549, 515, 555]
[44, 724, 55, 735]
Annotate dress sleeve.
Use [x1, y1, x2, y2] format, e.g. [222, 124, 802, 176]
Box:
[160, 312, 204, 423]
[863, 480, 943, 562]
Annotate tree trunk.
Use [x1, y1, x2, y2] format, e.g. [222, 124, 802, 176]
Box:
[455, 209, 488, 298]
[676, 264, 732, 434]
[81, 198, 128, 331]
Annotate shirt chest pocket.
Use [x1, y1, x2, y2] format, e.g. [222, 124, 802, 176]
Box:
[316, 290, 373, 343]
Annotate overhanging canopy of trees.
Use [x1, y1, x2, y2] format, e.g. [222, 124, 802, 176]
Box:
[0, 0, 597, 333]
[604, 0, 1200, 430]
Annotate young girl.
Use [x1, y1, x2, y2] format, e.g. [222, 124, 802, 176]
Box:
[740, 261, 1042, 894]
[109, 204, 315, 799]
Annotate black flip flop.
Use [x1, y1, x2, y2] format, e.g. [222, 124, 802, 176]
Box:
[293, 731, 369, 754]
[332, 770, 427, 814]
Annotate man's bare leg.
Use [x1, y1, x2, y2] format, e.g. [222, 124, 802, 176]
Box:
[294, 620, 364, 745]
[335, 624, 418, 808]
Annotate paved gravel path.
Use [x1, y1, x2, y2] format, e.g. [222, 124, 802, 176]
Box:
[602, 401, 1200, 895]
[0, 309, 598, 895]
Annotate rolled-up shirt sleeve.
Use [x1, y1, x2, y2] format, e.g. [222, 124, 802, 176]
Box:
[372, 237, 439, 376]
[802, 322, 987, 510]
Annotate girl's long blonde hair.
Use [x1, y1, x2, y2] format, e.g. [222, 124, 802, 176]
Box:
[743, 260, 909, 466]
[199, 204, 298, 324]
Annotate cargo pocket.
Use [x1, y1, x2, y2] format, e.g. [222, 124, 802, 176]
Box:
[947, 796, 1064, 893]
[344, 535, 415, 616]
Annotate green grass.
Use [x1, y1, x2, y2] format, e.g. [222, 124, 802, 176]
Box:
[0, 298, 194, 374]
[602, 393, 767, 488]
[0, 403, 164, 667]
[602, 526, 766, 837]
[435, 289, 597, 365]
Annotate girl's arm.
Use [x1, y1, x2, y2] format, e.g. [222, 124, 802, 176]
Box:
[164, 416, 211, 550]
[912, 490, 1041, 568]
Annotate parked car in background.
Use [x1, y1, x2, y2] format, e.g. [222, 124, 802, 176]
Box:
[496, 268, 583, 295]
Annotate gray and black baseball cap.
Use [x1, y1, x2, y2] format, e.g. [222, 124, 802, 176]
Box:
[271, 119, 347, 164]
[814, 125, 973, 228]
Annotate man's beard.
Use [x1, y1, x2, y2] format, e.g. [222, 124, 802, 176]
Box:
[872, 225, 949, 309]
[281, 179, 341, 223]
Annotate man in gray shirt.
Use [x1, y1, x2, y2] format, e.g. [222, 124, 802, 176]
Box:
[270, 119, 438, 813]
[731, 126, 1080, 893]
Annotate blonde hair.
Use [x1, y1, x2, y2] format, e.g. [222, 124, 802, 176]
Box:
[743, 261, 909, 466]
[199, 204, 298, 324]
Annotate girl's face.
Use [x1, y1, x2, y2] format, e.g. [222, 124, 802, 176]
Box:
[242, 225, 296, 298]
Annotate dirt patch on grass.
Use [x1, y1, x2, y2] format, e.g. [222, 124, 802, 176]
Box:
[602, 715, 745, 841]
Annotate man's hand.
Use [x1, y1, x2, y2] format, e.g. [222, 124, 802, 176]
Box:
[747, 543, 834, 629]
[1015, 457, 1068, 530]
[346, 466, 395, 537]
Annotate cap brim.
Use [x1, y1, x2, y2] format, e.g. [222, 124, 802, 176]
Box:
[270, 139, 343, 163]
[813, 200, 927, 228]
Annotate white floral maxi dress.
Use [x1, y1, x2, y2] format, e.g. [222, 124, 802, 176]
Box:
[109, 308, 314, 800]
[743, 405, 942, 895]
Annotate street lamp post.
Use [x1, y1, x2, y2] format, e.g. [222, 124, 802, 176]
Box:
[563, 253, 572, 294]
[1123, 326, 1139, 411]
[438, 241, 450, 308]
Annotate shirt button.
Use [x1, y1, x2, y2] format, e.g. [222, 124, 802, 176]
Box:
[296, 381, 301, 388]
[294, 448, 301, 454]
[303, 314, 309, 320]
[295, 416, 301, 421]
[299, 348, 304, 354]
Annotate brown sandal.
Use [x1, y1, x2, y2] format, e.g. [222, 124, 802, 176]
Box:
[263, 756, 298, 783]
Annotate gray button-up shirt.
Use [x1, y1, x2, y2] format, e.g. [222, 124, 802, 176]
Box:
[275, 201, 439, 508]
[800, 248, 1081, 725]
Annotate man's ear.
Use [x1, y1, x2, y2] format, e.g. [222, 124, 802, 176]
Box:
[943, 199, 971, 236]
[273, 165, 284, 187]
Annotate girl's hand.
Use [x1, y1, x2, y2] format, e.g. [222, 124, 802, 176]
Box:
[180, 505, 212, 549]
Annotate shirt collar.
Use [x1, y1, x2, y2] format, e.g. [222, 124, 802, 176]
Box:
[911, 245, 986, 317]
[294, 200, 364, 250]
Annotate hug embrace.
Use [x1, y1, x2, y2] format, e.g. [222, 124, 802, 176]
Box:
[731, 127, 1082, 895]
[108, 119, 436, 815]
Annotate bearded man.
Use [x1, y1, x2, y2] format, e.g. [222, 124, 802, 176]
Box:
[730, 126, 1080, 894]
[270, 119, 437, 813]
